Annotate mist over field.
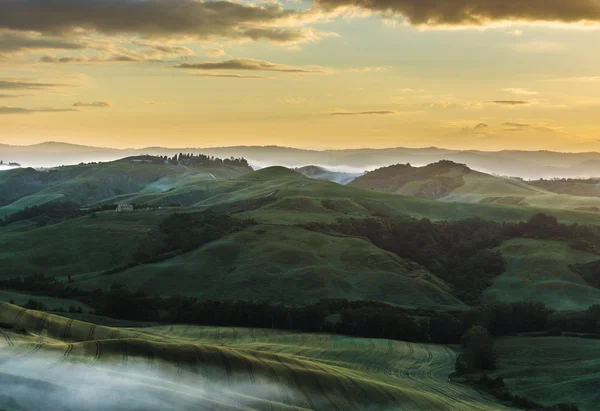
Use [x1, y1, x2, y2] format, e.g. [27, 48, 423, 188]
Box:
[0, 354, 285, 411]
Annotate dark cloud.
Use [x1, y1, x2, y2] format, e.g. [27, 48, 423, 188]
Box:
[176, 58, 320, 73]
[488, 100, 529, 105]
[0, 79, 63, 90]
[132, 42, 194, 56]
[315, 0, 600, 26]
[0, 0, 316, 43]
[39, 55, 87, 63]
[474, 123, 489, 129]
[0, 30, 86, 53]
[330, 110, 397, 115]
[0, 106, 75, 114]
[195, 73, 267, 79]
[0, 93, 26, 98]
[73, 101, 111, 108]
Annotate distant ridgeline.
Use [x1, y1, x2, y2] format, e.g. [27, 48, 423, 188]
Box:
[128, 153, 251, 168]
[0, 160, 21, 167]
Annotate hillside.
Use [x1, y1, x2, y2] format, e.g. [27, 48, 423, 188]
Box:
[482, 239, 600, 311]
[351, 161, 600, 212]
[0, 157, 252, 218]
[74, 224, 466, 310]
[529, 178, 600, 201]
[0, 303, 510, 411]
[2, 164, 600, 319]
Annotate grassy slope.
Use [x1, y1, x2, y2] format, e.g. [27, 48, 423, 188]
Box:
[493, 337, 600, 411]
[0, 210, 170, 279]
[0, 303, 509, 411]
[442, 172, 600, 210]
[482, 239, 600, 310]
[529, 179, 600, 199]
[74, 224, 466, 310]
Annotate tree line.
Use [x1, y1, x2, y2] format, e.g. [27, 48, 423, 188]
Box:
[161, 153, 250, 168]
[5, 273, 600, 343]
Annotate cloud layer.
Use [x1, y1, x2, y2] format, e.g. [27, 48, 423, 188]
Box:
[330, 110, 397, 115]
[73, 101, 111, 108]
[176, 58, 321, 73]
[315, 0, 600, 26]
[0, 106, 74, 114]
[0, 0, 320, 43]
[0, 80, 64, 90]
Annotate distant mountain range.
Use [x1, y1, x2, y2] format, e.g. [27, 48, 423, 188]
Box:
[3, 141, 600, 179]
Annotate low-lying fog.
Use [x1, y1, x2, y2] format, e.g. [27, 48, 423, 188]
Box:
[0, 354, 282, 411]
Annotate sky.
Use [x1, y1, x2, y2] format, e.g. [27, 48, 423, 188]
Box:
[1, 0, 600, 151]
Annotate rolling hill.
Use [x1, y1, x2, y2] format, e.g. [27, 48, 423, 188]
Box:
[2, 163, 600, 311]
[73, 223, 466, 310]
[482, 239, 600, 311]
[0, 302, 510, 411]
[350, 161, 600, 212]
[0, 157, 252, 218]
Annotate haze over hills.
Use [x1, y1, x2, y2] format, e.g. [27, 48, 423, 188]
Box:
[294, 165, 363, 185]
[4, 142, 600, 179]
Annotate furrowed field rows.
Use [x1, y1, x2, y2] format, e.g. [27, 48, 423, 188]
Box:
[0, 303, 511, 410]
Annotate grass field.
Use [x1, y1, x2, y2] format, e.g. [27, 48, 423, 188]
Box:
[74, 224, 466, 310]
[493, 337, 600, 411]
[0, 302, 510, 410]
[482, 239, 600, 310]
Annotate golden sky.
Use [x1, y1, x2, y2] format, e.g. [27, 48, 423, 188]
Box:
[1, 0, 600, 151]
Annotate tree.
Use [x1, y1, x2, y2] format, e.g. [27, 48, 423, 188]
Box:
[455, 326, 496, 374]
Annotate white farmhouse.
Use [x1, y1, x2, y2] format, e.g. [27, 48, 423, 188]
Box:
[116, 204, 134, 212]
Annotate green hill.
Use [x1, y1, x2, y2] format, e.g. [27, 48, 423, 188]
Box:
[482, 239, 600, 310]
[351, 161, 600, 212]
[0, 158, 251, 218]
[74, 224, 466, 310]
[0, 210, 170, 278]
[2, 165, 600, 309]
